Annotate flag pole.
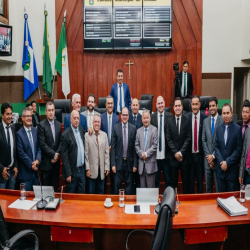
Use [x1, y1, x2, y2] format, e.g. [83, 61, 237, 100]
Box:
[52, 68, 56, 98]
[64, 10, 67, 100]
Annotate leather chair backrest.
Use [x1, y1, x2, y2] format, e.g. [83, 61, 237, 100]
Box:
[165, 107, 170, 112]
[141, 94, 154, 101]
[200, 96, 211, 111]
[98, 98, 106, 109]
[80, 106, 87, 113]
[54, 109, 62, 123]
[139, 100, 152, 114]
[54, 99, 71, 114]
[182, 98, 191, 112]
[0, 206, 9, 249]
[232, 114, 238, 122]
[150, 187, 175, 250]
[94, 107, 107, 114]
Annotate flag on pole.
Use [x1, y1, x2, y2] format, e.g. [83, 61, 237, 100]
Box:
[42, 9, 53, 97]
[22, 13, 39, 101]
[55, 12, 70, 98]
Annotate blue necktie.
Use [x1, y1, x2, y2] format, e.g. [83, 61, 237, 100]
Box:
[144, 128, 148, 151]
[6, 126, 11, 164]
[119, 85, 122, 112]
[108, 115, 111, 145]
[27, 130, 35, 161]
[159, 114, 163, 152]
[133, 116, 136, 126]
[211, 117, 215, 136]
[224, 126, 228, 145]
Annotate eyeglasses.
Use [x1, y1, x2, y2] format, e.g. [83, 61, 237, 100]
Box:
[23, 115, 32, 118]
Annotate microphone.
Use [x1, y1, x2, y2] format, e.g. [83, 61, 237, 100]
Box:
[36, 172, 47, 210]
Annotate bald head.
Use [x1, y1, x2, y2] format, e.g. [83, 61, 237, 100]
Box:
[156, 96, 165, 113]
[131, 98, 140, 115]
[70, 110, 80, 128]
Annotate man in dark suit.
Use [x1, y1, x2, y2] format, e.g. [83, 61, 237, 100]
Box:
[31, 101, 40, 128]
[186, 95, 207, 193]
[202, 97, 223, 193]
[61, 110, 86, 193]
[128, 98, 143, 129]
[0, 102, 18, 190]
[166, 97, 192, 194]
[236, 101, 250, 139]
[175, 61, 194, 99]
[16, 107, 41, 191]
[100, 95, 120, 194]
[214, 103, 242, 192]
[110, 69, 132, 114]
[64, 93, 88, 132]
[111, 107, 137, 195]
[38, 101, 62, 192]
[151, 96, 172, 193]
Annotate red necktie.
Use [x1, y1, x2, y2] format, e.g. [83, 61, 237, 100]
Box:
[194, 116, 197, 152]
[246, 145, 250, 169]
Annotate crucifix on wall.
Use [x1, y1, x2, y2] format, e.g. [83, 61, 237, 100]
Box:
[125, 60, 134, 80]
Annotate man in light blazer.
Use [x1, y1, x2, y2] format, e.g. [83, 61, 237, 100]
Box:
[110, 69, 132, 114]
[85, 114, 110, 194]
[239, 128, 250, 185]
[135, 110, 158, 188]
[81, 94, 100, 130]
[202, 97, 223, 193]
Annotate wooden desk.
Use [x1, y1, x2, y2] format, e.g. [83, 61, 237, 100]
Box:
[0, 189, 249, 250]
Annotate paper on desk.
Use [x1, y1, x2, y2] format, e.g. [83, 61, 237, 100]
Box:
[125, 204, 150, 214]
[8, 199, 37, 210]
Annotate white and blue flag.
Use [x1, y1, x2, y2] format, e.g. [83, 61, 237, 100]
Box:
[22, 13, 39, 101]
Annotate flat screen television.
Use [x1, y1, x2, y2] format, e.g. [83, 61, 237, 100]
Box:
[0, 24, 12, 56]
[83, 0, 172, 50]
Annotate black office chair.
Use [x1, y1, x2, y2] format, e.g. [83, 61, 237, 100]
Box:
[80, 106, 87, 113]
[141, 94, 153, 101]
[94, 107, 107, 114]
[98, 97, 106, 109]
[54, 99, 71, 124]
[139, 100, 152, 114]
[126, 186, 176, 250]
[232, 114, 238, 122]
[182, 98, 191, 115]
[0, 206, 40, 250]
[165, 107, 171, 112]
[200, 96, 211, 113]
[54, 109, 62, 123]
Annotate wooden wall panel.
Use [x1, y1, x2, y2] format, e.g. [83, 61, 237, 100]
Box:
[55, 0, 203, 110]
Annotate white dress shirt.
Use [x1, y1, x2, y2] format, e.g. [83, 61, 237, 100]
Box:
[2, 121, 14, 167]
[181, 71, 188, 97]
[156, 112, 165, 159]
[117, 82, 125, 113]
[192, 111, 200, 153]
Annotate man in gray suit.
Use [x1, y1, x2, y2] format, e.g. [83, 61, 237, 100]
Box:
[202, 97, 223, 193]
[81, 94, 100, 130]
[135, 110, 158, 188]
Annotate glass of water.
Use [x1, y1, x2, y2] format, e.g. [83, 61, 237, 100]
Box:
[20, 183, 26, 200]
[239, 184, 245, 203]
[119, 189, 125, 207]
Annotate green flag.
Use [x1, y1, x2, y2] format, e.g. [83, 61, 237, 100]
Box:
[55, 17, 70, 98]
[42, 10, 53, 97]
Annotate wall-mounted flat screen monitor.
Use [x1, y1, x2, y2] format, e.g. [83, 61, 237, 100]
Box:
[0, 24, 12, 56]
[83, 0, 172, 50]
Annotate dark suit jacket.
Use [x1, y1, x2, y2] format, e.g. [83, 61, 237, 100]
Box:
[186, 111, 207, 162]
[166, 115, 192, 167]
[32, 112, 40, 127]
[100, 112, 120, 145]
[151, 110, 173, 158]
[64, 113, 87, 132]
[111, 122, 137, 172]
[16, 126, 41, 181]
[175, 71, 194, 99]
[128, 113, 143, 129]
[0, 122, 17, 183]
[110, 83, 132, 113]
[61, 126, 85, 181]
[214, 121, 242, 181]
[38, 119, 62, 172]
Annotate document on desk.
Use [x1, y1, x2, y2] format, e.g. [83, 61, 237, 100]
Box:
[8, 199, 37, 210]
[125, 205, 150, 214]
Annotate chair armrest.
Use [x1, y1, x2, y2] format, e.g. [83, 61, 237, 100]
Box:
[126, 229, 154, 250]
[4, 229, 39, 250]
